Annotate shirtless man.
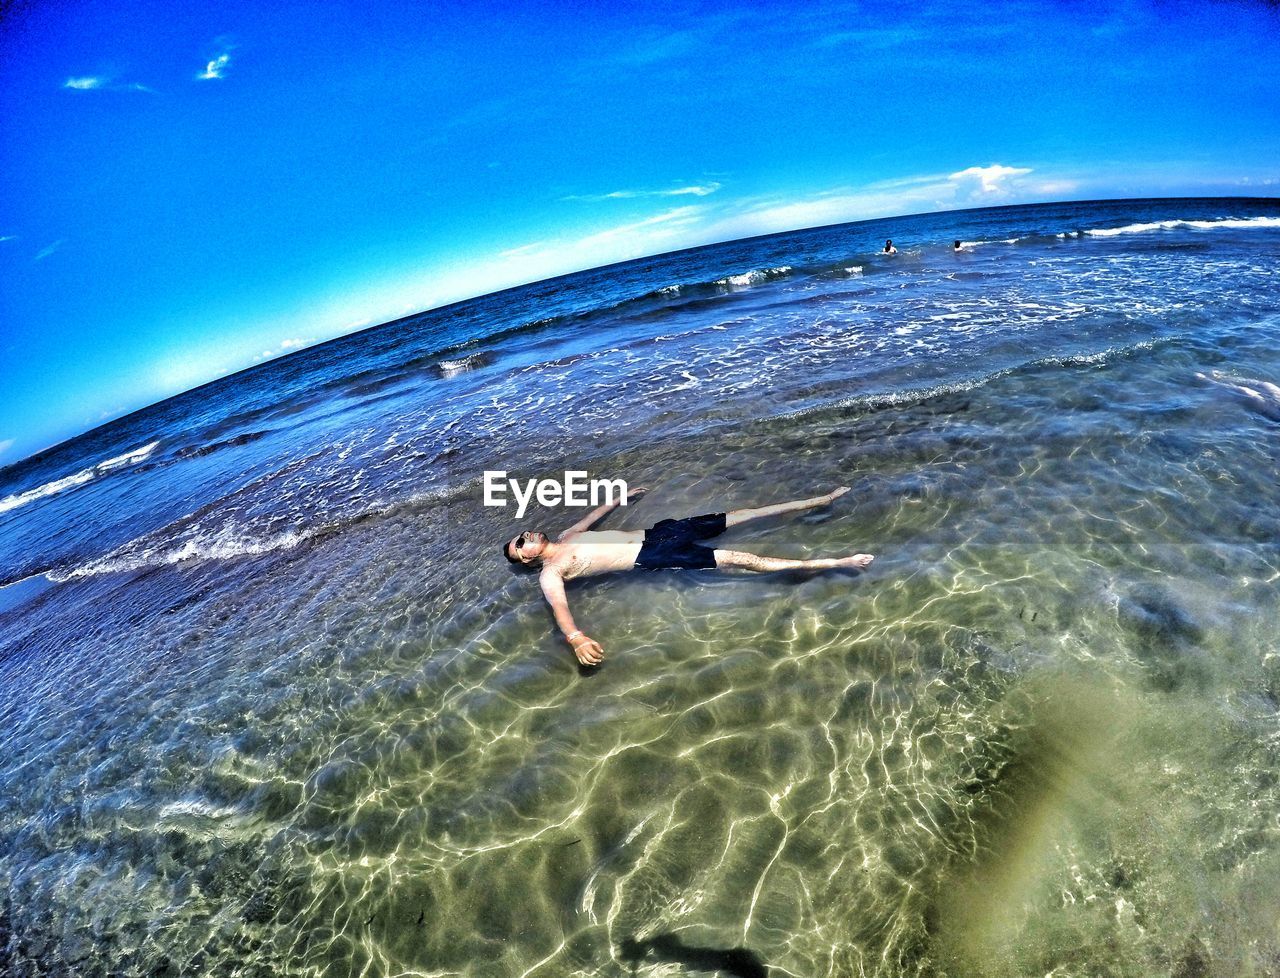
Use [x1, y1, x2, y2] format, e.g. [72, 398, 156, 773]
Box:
[503, 487, 874, 665]
[1196, 370, 1280, 421]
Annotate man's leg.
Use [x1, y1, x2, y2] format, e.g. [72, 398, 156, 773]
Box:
[1200, 371, 1280, 399]
[1230, 378, 1280, 405]
[1198, 373, 1273, 411]
[713, 548, 872, 572]
[724, 487, 850, 529]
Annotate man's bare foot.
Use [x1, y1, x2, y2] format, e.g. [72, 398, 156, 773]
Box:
[839, 553, 874, 569]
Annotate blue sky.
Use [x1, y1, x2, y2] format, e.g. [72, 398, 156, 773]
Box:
[2, 0, 1278, 464]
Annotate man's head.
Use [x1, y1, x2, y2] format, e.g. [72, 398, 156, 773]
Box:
[503, 530, 549, 567]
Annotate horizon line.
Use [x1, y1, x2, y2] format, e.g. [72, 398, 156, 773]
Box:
[4, 192, 1277, 473]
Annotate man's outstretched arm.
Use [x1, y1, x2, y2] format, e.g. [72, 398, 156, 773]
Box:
[539, 568, 604, 665]
[559, 485, 648, 536]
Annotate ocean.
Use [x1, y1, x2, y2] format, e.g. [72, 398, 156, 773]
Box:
[2, 197, 1279, 976]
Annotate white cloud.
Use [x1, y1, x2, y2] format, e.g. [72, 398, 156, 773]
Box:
[199, 53, 231, 80]
[495, 208, 704, 269]
[35, 239, 65, 261]
[817, 27, 927, 49]
[693, 164, 1048, 243]
[499, 241, 549, 259]
[0, 235, 16, 243]
[251, 335, 319, 364]
[573, 206, 702, 251]
[702, 195, 902, 242]
[357, 205, 712, 319]
[1034, 179, 1079, 196]
[63, 75, 155, 93]
[154, 342, 237, 393]
[949, 164, 1034, 197]
[565, 183, 722, 202]
[0, 439, 14, 459]
[619, 30, 699, 66]
[248, 161, 1074, 367]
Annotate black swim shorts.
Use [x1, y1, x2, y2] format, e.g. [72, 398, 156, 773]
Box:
[634, 512, 727, 570]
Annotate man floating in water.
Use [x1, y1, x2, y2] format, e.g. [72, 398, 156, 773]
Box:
[1196, 371, 1280, 421]
[503, 487, 873, 665]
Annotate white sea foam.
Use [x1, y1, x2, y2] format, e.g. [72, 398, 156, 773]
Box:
[97, 441, 159, 471]
[438, 354, 485, 377]
[0, 469, 96, 515]
[778, 337, 1168, 423]
[0, 441, 159, 515]
[964, 237, 1023, 249]
[716, 265, 792, 288]
[1085, 217, 1280, 237]
[965, 218, 1277, 248]
[49, 484, 456, 581]
[51, 526, 314, 580]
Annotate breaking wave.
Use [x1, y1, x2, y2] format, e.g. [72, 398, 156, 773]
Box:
[45, 484, 459, 582]
[0, 441, 159, 516]
[1083, 216, 1280, 237]
[50, 526, 316, 580]
[608, 265, 798, 309]
[713, 265, 794, 289]
[436, 352, 493, 378]
[963, 217, 1280, 249]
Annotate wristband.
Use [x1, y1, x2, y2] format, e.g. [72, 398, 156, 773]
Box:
[565, 630, 584, 643]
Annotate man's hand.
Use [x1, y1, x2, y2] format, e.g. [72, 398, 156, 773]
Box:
[627, 486, 649, 502]
[827, 486, 851, 502]
[570, 633, 604, 666]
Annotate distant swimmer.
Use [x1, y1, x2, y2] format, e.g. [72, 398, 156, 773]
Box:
[1196, 371, 1280, 421]
[954, 240, 963, 251]
[503, 487, 873, 666]
[883, 239, 898, 254]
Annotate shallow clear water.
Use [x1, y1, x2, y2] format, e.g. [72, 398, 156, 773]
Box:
[2, 199, 1280, 976]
